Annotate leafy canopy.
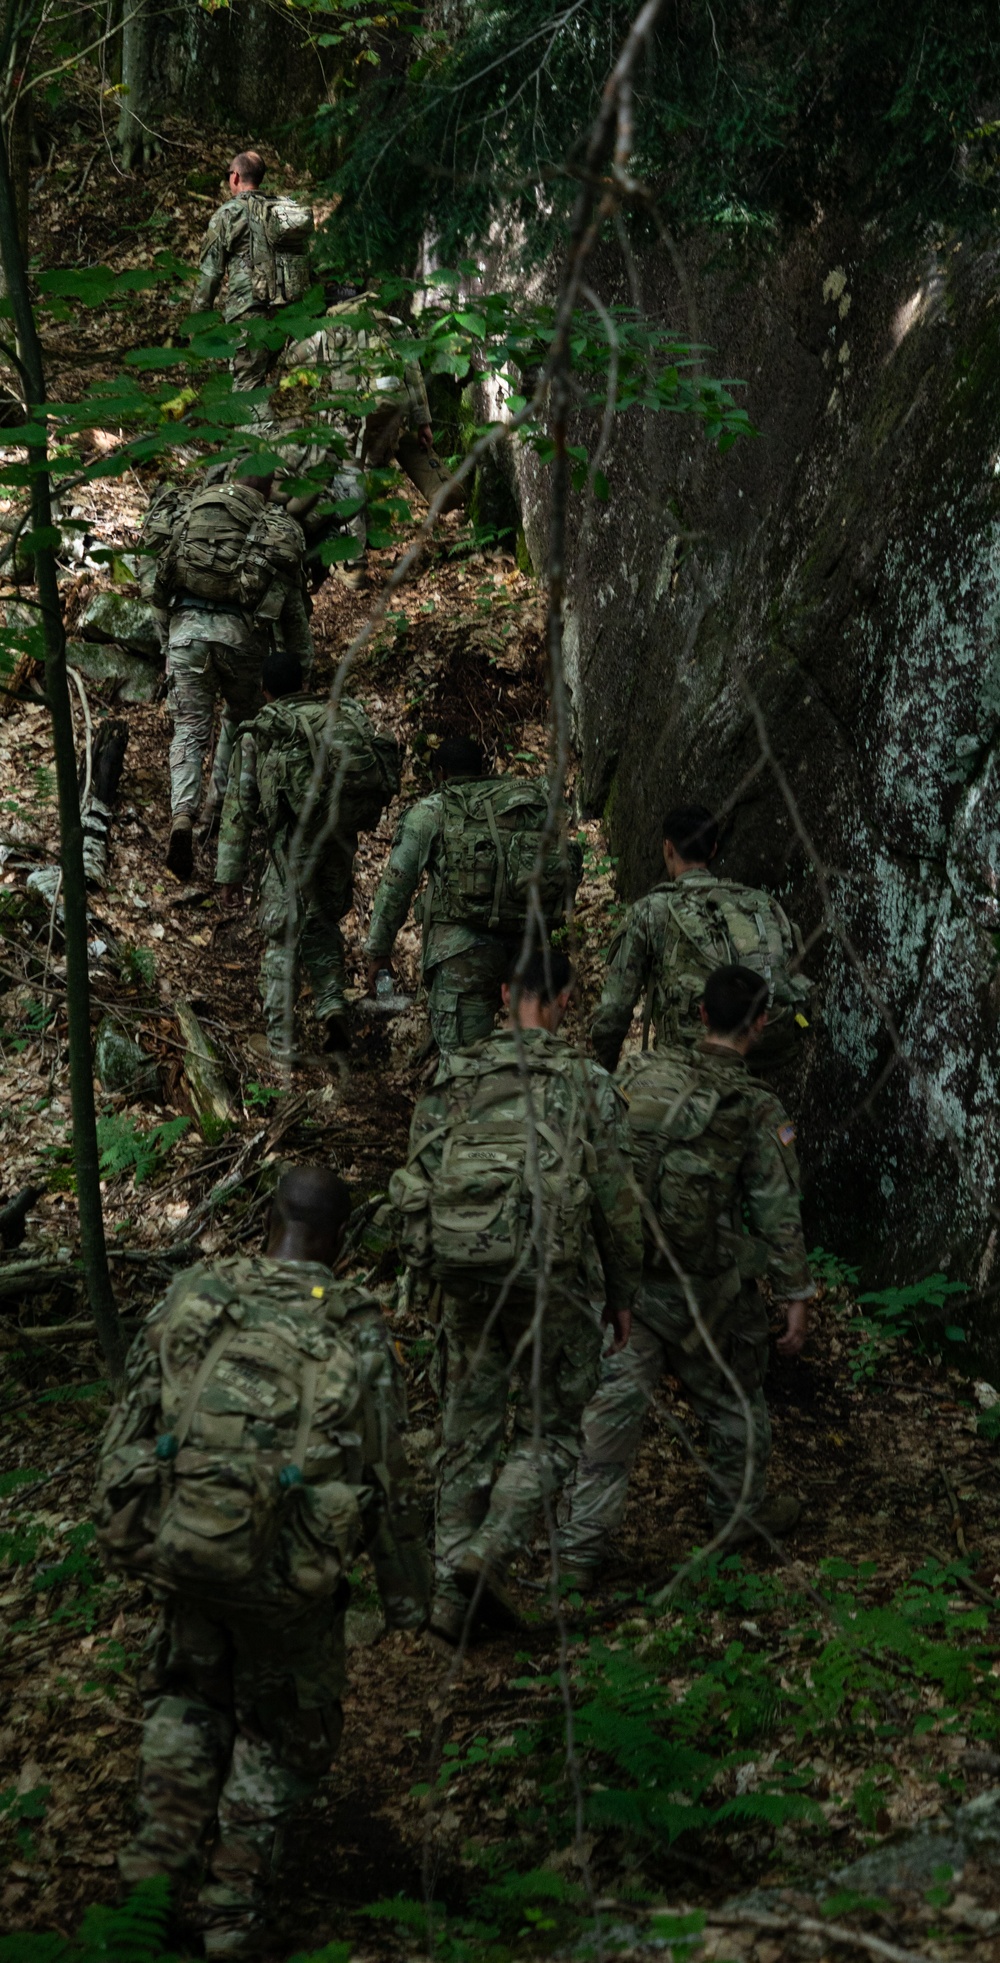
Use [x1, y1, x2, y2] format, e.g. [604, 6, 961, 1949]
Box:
[310, 0, 1000, 268]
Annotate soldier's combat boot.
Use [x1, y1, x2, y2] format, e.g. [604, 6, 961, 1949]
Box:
[454, 1553, 525, 1633]
[723, 1495, 801, 1548]
[558, 1562, 599, 1594]
[165, 815, 194, 880]
[334, 560, 370, 594]
[428, 1596, 468, 1650]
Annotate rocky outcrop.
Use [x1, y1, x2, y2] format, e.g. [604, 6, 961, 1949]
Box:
[514, 230, 1000, 1330]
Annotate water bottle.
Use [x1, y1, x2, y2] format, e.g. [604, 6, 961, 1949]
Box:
[375, 970, 394, 1002]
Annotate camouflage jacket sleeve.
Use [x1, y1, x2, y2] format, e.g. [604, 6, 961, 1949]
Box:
[352, 1306, 431, 1629]
[590, 898, 656, 1073]
[582, 1063, 644, 1313]
[364, 796, 441, 960]
[742, 1092, 816, 1300]
[192, 204, 231, 314]
[215, 730, 260, 885]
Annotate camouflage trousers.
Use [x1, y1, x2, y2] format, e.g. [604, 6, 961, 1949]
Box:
[257, 844, 354, 1048]
[167, 636, 264, 821]
[232, 309, 285, 399]
[434, 1283, 603, 1606]
[558, 1279, 772, 1567]
[424, 940, 514, 1056]
[301, 461, 368, 579]
[119, 1593, 345, 1953]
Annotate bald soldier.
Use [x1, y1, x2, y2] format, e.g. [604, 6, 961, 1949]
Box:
[96, 1168, 429, 1957]
[193, 150, 314, 393]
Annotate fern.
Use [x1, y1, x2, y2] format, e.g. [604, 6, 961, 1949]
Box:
[95, 1114, 190, 1187]
[0, 1883, 353, 1962]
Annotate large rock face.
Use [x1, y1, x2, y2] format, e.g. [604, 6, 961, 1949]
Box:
[515, 229, 1000, 1319]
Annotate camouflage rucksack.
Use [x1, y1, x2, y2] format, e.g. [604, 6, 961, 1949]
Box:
[431, 778, 583, 935]
[251, 694, 401, 840]
[150, 483, 305, 618]
[94, 1258, 381, 1607]
[137, 481, 185, 600]
[653, 874, 813, 1064]
[618, 1047, 754, 1279]
[389, 1044, 594, 1289]
[243, 190, 315, 307]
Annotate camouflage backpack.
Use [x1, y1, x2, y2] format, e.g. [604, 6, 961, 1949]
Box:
[654, 875, 814, 1063]
[618, 1047, 755, 1279]
[94, 1258, 382, 1608]
[390, 1045, 594, 1289]
[251, 694, 401, 840]
[151, 483, 305, 618]
[431, 778, 583, 935]
[242, 190, 315, 307]
[137, 481, 185, 600]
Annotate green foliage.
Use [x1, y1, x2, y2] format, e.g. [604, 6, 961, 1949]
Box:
[807, 1246, 861, 1289]
[821, 1891, 891, 1918]
[0, 997, 55, 1056]
[118, 945, 157, 994]
[94, 1114, 190, 1187]
[314, 2, 1000, 266]
[0, 1782, 50, 1864]
[842, 1274, 968, 1384]
[0, 1877, 354, 1961]
[438, 1554, 1000, 1862]
[245, 1080, 282, 1109]
[976, 1404, 1000, 1441]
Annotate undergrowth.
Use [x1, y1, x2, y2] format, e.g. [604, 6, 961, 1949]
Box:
[418, 1554, 998, 1879]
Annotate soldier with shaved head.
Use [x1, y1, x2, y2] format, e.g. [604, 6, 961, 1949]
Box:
[193, 150, 315, 394]
[95, 1167, 429, 1957]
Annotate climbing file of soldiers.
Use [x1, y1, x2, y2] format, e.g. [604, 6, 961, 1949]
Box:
[101, 142, 823, 1955]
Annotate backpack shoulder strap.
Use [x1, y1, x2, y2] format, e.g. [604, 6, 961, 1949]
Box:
[171, 1316, 237, 1448]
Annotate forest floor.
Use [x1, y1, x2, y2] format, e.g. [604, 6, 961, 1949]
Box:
[2, 82, 1000, 1963]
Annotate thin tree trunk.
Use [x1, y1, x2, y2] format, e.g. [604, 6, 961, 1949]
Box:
[117, 0, 159, 169]
[0, 127, 126, 1377]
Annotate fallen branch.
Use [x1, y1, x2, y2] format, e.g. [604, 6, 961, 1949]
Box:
[176, 1000, 240, 1131]
[14, 1320, 96, 1338]
[704, 1906, 930, 1963]
[0, 1447, 94, 1512]
[172, 1091, 311, 1243]
[0, 1257, 75, 1299]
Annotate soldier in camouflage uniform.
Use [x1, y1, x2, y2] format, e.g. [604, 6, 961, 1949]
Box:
[216, 647, 396, 1059]
[591, 803, 812, 1079]
[102, 1166, 430, 1958]
[145, 472, 314, 882]
[193, 152, 312, 394]
[391, 949, 642, 1641]
[365, 736, 514, 1057]
[274, 287, 464, 591]
[559, 965, 815, 1585]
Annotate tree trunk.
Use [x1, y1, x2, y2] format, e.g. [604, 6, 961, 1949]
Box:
[117, 0, 160, 170]
[0, 123, 126, 1378]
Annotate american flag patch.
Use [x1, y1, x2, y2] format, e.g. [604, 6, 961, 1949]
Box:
[778, 1123, 796, 1147]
